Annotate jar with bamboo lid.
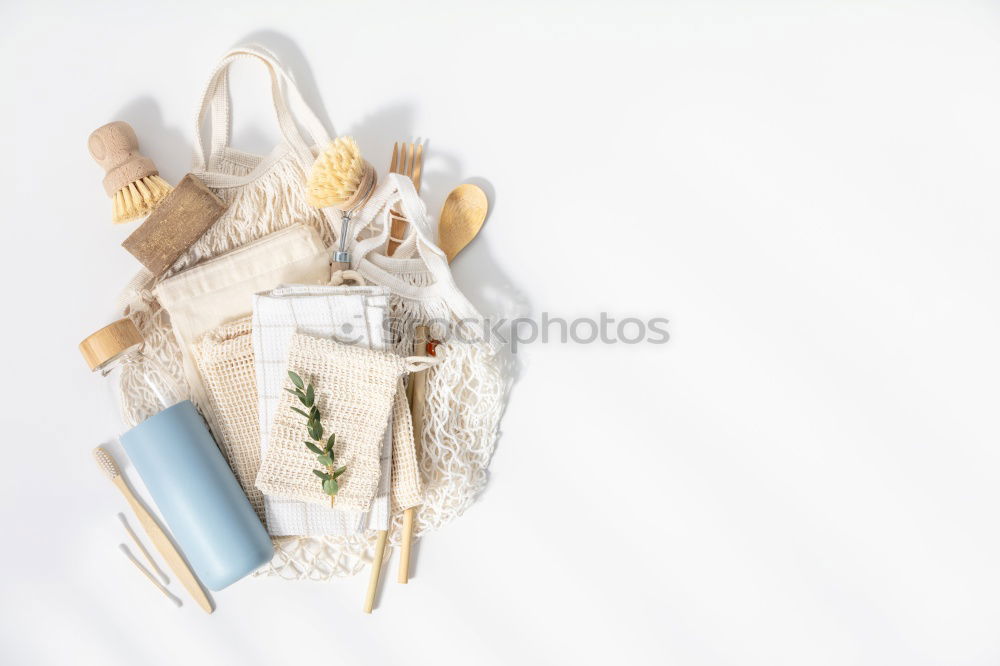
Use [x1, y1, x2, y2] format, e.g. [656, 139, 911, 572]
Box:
[79, 318, 186, 428]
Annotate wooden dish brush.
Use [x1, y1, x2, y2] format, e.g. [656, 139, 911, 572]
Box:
[306, 136, 377, 270]
[88, 121, 173, 223]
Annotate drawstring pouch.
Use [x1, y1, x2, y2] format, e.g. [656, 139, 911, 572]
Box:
[255, 333, 435, 511]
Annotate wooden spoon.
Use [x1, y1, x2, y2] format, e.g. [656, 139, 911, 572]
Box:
[438, 184, 488, 262]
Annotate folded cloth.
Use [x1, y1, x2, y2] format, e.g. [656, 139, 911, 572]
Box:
[252, 285, 393, 535]
[256, 332, 413, 511]
[152, 224, 330, 426]
[193, 316, 265, 521]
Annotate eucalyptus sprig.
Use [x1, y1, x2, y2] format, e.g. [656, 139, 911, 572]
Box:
[287, 370, 346, 505]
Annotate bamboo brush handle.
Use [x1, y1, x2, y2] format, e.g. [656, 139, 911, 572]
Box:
[112, 476, 214, 614]
[88, 121, 158, 196]
[398, 325, 430, 583]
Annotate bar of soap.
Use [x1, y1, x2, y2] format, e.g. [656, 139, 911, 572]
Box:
[122, 173, 227, 276]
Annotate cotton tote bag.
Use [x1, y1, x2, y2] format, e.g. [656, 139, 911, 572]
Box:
[118, 45, 363, 579]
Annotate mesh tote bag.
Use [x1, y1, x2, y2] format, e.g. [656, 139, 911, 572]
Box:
[346, 173, 508, 545]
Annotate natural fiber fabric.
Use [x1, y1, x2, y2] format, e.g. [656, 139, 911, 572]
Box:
[252, 284, 392, 535]
[257, 176, 504, 579]
[256, 333, 409, 511]
[193, 316, 264, 521]
[150, 223, 330, 438]
[390, 380, 422, 512]
[351, 175, 507, 543]
[116, 45, 506, 581]
[263, 428, 391, 537]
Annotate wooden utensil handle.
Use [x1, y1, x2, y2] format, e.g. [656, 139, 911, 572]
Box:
[364, 530, 389, 613]
[398, 508, 416, 583]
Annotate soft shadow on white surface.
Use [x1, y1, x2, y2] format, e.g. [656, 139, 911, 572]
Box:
[111, 98, 191, 184]
[231, 29, 339, 141]
[15, 3, 1000, 665]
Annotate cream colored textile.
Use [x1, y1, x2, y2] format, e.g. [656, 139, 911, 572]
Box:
[192, 316, 264, 521]
[389, 381, 422, 512]
[352, 175, 506, 541]
[256, 333, 411, 511]
[152, 224, 330, 424]
[252, 285, 392, 535]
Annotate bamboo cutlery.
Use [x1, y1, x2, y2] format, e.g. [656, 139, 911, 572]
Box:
[364, 140, 425, 613]
[387, 141, 424, 256]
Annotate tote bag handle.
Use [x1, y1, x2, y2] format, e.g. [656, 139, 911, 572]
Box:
[193, 44, 332, 176]
[351, 175, 446, 296]
[350, 175, 488, 339]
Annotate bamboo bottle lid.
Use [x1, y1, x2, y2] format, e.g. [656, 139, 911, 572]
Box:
[79, 318, 143, 370]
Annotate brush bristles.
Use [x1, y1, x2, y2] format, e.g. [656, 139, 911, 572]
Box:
[307, 137, 370, 209]
[112, 175, 173, 224]
[93, 446, 121, 480]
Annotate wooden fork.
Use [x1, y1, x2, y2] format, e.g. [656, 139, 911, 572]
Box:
[364, 141, 425, 613]
[387, 141, 423, 256]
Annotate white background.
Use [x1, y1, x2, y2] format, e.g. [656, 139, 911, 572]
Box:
[2, 1, 1000, 664]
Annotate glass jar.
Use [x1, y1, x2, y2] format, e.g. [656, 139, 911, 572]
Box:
[95, 338, 185, 429]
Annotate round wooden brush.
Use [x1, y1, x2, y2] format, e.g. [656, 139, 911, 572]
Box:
[88, 121, 173, 223]
[306, 136, 376, 269]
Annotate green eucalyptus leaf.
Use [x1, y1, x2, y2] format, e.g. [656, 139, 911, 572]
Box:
[333, 466, 347, 479]
[291, 407, 310, 419]
[305, 442, 323, 455]
[326, 434, 336, 452]
[297, 392, 311, 407]
[322, 478, 339, 495]
[305, 384, 315, 407]
[309, 421, 323, 441]
[288, 371, 304, 389]
[317, 454, 333, 467]
[312, 469, 330, 480]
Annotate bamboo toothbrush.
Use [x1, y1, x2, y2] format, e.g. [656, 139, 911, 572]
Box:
[306, 136, 377, 271]
[93, 447, 213, 613]
[88, 121, 173, 223]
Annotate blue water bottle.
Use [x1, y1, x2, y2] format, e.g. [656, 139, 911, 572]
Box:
[81, 318, 273, 590]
